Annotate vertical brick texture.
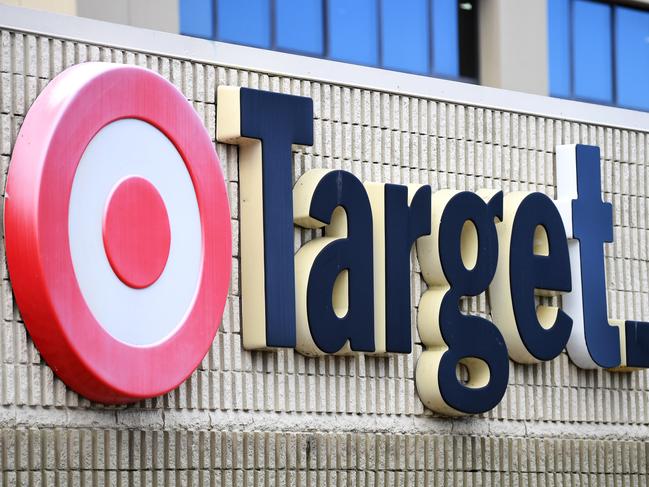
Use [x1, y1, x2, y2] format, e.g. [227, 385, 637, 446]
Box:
[1, 29, 649, 484]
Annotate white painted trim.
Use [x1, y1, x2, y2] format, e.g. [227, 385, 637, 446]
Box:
[1, 4, 649, 132]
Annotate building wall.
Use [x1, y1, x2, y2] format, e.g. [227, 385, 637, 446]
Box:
[1, 7, 649, 485]
[0, 0, 179, 33]
[76, 0, 178, 34]
[479, 0, 549, 95]
[0, 0, 74, 14]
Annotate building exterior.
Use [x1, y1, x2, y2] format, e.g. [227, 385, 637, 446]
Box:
[1, 1, 649, 485]
[4, 0, 649, 107]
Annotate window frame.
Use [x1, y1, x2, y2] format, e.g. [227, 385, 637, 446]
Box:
[181, 0, 479, 84]
[551, 0, 649, 111]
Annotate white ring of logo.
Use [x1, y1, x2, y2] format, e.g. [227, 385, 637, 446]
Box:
[68, 119, 202, 346]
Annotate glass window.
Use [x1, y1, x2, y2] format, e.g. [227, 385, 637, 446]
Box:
[615, 6, 649, 111]
[381, 0, 429, 74]
[572, 0, 612, 103]
[328, 0, 378, 66]
[548, 0, 571, 97]
[432, 0, 459, 77]
[180, 0, 475, 83]
[217, 0, 271, 48]
[276, 0, 323, 55]
[180, 0, 214, 39]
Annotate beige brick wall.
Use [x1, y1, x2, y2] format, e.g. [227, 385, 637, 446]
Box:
[1, 26, 649, 484]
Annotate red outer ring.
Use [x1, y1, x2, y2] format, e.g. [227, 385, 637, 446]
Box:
[5, 63, 232, 404]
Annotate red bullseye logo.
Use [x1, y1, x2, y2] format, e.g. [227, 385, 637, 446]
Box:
[103, 177, 172, 289]
[5, 63, 232, 403]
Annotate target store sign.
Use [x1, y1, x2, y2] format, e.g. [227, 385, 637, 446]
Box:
[5, 63, 231, 403]
[7, 63, 649, 413]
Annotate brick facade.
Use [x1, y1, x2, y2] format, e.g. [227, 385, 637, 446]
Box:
[1, 26, 649, 485]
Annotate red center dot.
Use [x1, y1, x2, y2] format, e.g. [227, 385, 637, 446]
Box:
[103, 176, 171, 289]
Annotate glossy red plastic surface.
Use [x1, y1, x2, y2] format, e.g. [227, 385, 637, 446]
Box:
[103, 176, 171, 289]
[5, 63, 232, 403]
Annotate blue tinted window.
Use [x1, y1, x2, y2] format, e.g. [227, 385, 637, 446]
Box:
[573, 0, 612, 103]
[432, 0, 459, 77]
[381, 0, 429, 74]
[328, 0, 378, 65]
[180, 0, 214, 39]
[276, 0, 323, 55]
[548, 0, 571, 97]
[217, 0, 270, 48]
[615, 7, 649, 110]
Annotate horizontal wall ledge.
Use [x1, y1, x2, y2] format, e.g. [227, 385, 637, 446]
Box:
[4, 407, 649, 442]
[0, 4, 648, 133]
